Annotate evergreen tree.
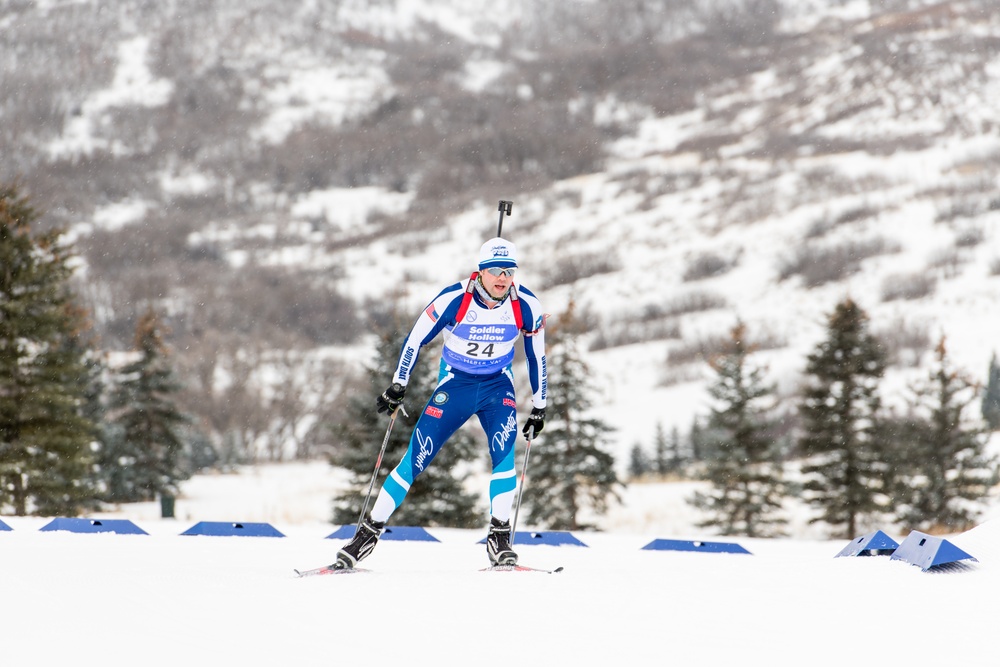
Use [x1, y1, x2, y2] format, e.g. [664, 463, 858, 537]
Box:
[101, 307, 189, 503]
[652, 422, 669, 476]
[523, 301, 622, 530]
[689, 416, 704, 463]
[799, 298, 889, 539]
[628, 443, 651, 479]
[329, 312, 481, 528]
[893, 338, 998, 532]
[668, 425, 685, 476]
[689, 321, 788, 537]
[0, 183, 97, 516]
[982, 353, 1000, 431]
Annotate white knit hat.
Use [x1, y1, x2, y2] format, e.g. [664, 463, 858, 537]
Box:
[478, 237, 517, 270]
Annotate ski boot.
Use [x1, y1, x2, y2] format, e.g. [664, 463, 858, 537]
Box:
[486, 516, 518, 566]
[333, 515, 385, 570]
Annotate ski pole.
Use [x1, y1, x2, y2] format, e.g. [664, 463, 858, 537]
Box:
[356, 403, 407, 531]
[510, 425, 534, 545]
[497, 200, 513, 236]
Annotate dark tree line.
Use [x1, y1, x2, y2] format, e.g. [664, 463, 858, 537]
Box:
[687, 299, 997, 539]
[0, 184, 195, 516]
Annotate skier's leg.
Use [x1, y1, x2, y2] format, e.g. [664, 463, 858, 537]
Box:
[370, 378, 474, 522]
[476, 371, 519, 522]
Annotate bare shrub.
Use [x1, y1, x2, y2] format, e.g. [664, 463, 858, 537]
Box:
[646, 291, 728, 318]
[873, 317, 932, 367]
[588, 290, 729, 351]
[682, 251, 738, 281]
[880, 272, 937, 302]
[935, 198, 985, 223]
[659, 364, 706, 387]
[805, 220, 834, 239]
[589, 319, 681, 351]
[665, 327, 786, 367]
[541, 250, 621, 288]
[954, 226, 986, 248]
[665, 334, 731, 368]
[779, 237, 901, 287]
[926, 246, 966, 278]
[798, 168, 892, 203]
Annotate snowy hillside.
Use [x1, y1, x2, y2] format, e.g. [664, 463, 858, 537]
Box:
[2, 0, 999, 469]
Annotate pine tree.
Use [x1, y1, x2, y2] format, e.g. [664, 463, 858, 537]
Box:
[652, 422, 669, 476]
[982, 353, 1000, 431]
[688, 321, 788, 537]
[523, 301, 622, 531]
[668, 425, 685, 476]
[329, 313, 481, 528]
[0, 183, 97, 516]
[799, 298, 889, 539]
[628, 443, 651, 479]
[101, 307, 190, 503]
[689, 416, 705, 463]
[893, 338, 998, 532]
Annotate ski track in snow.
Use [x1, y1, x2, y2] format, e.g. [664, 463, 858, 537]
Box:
[3, 469, 999, 665]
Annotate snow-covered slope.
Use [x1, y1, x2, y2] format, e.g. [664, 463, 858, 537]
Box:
[4, 463, 999, 666]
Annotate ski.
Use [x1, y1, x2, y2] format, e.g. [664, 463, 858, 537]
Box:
[294, 565, 370, 577]
[481, 564, 563, 574]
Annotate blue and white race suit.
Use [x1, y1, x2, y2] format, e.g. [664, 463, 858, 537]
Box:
[370, 275, 547, 523]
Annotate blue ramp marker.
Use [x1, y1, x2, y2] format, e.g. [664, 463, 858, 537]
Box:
[326, 525, 440, 542]
[515, 531, 588, 547]
[0, 518, 12, 531]
[641, 539, 752, 555]
[181, 521, 285, 537]
[835, 530, 899, 558]
[39, 518, 148, 535]
[478, 531, 589, 547]
[889, 531, 978, 571]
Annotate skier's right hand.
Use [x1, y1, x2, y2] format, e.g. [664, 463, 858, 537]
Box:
[376, 383, 406, 415]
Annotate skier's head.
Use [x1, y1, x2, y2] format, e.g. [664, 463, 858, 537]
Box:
[478, 237, 517, 272]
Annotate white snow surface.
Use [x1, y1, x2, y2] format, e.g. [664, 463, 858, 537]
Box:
[3, 461, 999, 666]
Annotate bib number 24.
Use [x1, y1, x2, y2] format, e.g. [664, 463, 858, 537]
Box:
[466, 342, 495, 357]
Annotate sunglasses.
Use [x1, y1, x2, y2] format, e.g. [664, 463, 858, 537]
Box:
[483, 266, 516, 277]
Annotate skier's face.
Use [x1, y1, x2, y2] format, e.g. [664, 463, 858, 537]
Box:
[480, 267, 513, 299]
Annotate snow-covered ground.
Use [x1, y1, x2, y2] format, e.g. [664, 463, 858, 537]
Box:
[3, 462, 999, 665]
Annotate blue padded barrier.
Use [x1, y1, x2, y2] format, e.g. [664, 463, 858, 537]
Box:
[39, 518, 148, 535]
[181, 521, 285, 537]
[889, 531, 978, 571]
[0, 518, 12, 531]
[641, 538, 751, 555]
[326, 525, 440, 542]
[477, 531, 589, 547]
[515, 531, 588, 547]
[835, 530, 899, 558]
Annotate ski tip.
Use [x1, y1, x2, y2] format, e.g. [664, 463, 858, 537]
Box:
[295, 565, 370, 577]
[481, 564, 563, 574]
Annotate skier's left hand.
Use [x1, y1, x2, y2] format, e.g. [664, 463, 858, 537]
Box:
[523, 407, 545, 439]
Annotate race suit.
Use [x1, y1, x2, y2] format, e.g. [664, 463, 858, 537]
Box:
[369, 275, 547, 523]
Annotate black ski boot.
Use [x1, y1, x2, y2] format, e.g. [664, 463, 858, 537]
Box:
[486, 516, 518, 566]
[334, 515, 385, 570]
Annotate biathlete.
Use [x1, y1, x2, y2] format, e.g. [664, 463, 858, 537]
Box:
[334, 236, 548, 569]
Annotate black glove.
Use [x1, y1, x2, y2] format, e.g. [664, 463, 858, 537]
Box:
[376, 383, 406, 415]
[522, 407, 545, 439]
